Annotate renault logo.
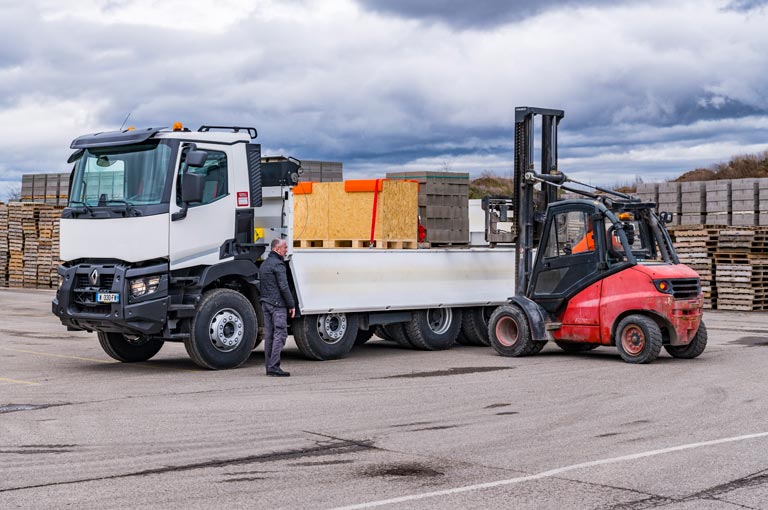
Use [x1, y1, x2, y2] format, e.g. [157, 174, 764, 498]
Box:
[89, 269, 99, 286]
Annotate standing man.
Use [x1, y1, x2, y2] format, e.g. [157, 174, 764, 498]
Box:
[259, 238, 296, 377]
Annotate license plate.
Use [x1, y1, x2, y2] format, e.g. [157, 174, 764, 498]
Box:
[96, 292, 120, 304]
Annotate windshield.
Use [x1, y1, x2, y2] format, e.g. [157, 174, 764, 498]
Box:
[69, 141, 172, 206]
[605, 213, 669, 263]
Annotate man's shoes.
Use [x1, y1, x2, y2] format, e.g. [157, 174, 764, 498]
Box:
[266, 368, 291, 377]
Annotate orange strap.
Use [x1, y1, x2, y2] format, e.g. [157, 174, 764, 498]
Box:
[369, 179, 382, 246]
[345, 179, 384, 192]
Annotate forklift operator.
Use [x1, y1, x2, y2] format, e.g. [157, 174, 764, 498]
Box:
[572, 217, 595, 253]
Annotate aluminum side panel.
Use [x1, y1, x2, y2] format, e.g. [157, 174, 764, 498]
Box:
[289, 249, 516, 314]
[60, 215, 169, 262]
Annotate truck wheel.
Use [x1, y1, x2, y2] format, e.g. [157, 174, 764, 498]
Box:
[184, 289, 258, 370]
[374, 325, 395, 342]
[293, 313, 359, 360]
[97, 332, 164, 362]
[555, 341, 599, 353]
[615, 314, 662, 364]
[488, 305, 546, 357]
[664, 321, 707, 359]
[382, 323, 413, 348]
[355, 328, 375, 346]
[405, 308, 461, 351]
[458, 307, 493, 346]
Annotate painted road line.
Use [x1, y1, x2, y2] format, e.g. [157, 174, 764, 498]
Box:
[0, 376, 40, 386]
[330, 431, 768, 510]
[0, 347, 196, 372]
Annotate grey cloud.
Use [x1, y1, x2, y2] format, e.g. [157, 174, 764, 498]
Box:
[725, 0, 768, 11]
[354, 0, 643, 28]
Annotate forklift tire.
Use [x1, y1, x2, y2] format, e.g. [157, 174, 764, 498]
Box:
[97, 332, 164, 362]
[354, 328, 376, 346]
[555, 341, 600, 353]
[488, 305, 546, 357]
[615, 314, 662, 364]
[382, 323, 413, 348]
[292, 313, 359, 360]
[185, 289, 258, 370]
[374, 325, 395, 342]
[458, 307, 493, 346]
[405, 308, 461, 351]
[664, 321, 707, 359]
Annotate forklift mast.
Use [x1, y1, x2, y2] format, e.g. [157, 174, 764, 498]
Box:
[513, 107, 565, 296]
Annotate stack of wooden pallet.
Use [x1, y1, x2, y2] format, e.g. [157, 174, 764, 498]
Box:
[715, 227, 768, 311]
[669, 226, 719, 308]
[37, 208, 60, 287]
[0, 203, 8, 286]
[21, 204, 40, 287]
[7, 203, 26, 287]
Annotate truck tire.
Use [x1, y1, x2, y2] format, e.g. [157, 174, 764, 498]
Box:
[555, 341, 599, 353]
[382, 323, 413, 348]
[355, 328, 375, 346]
[97, 332, 164, 362]
[293, 313, 359, 360]
[405, 308, 461, 351]
[458, 307, 493, 346]
[184, 289, 258, 370]
[664, 321, 707, 359]
[488, 305, 546, 357]
[615, 314, 662, 364]
[374, 325, 395, 342]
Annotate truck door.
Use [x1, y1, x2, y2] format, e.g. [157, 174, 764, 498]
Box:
[528, 204, 604, 316]
[169, 143, 236, 270]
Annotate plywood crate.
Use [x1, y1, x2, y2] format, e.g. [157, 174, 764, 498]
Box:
[293, 180, 418, 248]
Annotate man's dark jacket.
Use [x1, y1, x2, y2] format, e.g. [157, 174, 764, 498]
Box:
[258, 251, 296, 308]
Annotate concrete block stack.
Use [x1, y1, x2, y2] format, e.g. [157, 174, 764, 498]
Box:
[668, 226, 719, 308]
[715, 227, 768, 311]
[298, 161, 343, 182]
[705, 180, 731, 226]
[731, 179, 759, 227]
[0, 204, 7, 286]
[386, 171, 470, 245]
[760, 179, 768, 226]
[657, 182, 681, 225]
[635, 183, 659, 205]
[20, 173, 71, 206]
[680, 182, 706, 225]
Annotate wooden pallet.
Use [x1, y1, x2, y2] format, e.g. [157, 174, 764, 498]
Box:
[293, 238, 418, 249]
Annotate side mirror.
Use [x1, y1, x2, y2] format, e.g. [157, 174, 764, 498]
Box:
[181, 172, 205, 204]
[659, 211, 673, 224]
[186, 150, 208, 168]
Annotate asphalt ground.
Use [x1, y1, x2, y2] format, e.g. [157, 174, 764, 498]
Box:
[2, 288, 768, 509]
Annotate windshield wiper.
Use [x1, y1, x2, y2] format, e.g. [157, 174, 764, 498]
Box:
[105, 199, 142, 217]
[68, 200, 95, 217]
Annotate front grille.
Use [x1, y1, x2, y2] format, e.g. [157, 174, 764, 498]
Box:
[669, 278, 700, 299]
[76, 274, 114, 289]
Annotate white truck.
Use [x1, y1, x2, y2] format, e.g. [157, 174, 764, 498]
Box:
[53, 125, 516, 369]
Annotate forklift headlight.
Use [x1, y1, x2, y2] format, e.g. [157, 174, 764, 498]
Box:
[57, 274, 64, 290]
[130, 276, 161, 298]
[653, 279, 673, 294]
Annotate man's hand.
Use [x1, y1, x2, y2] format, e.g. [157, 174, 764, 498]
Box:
[289, 308, 295, 318]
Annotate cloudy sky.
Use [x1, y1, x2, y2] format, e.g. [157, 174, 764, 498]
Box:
[1, 0, 768, 200]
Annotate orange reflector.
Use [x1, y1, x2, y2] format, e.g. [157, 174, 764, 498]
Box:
[293, 182, 313, 195]
[618, 212, 631, 220]
[173, 122, 183, 131]
[126, 126, 135, 131]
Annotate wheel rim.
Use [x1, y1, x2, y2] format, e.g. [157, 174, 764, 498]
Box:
[621, 324, 645, 356]
[208, 308, 244, 352]
[495, 316, 519, 347]
[426, 308, 452, 335]
[316, 314, 348, 345]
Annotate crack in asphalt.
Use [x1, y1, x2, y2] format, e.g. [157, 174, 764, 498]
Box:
[0, 436, 375, 494]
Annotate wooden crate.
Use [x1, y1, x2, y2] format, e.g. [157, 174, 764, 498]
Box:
[293, 180, 418, 247]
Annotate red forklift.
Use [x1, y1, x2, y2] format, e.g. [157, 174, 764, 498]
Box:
[487, 107, 706, 364]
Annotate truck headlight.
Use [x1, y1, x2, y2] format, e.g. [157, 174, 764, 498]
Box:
[130, 276, 161, 298]
[58, 274, 64, 290]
